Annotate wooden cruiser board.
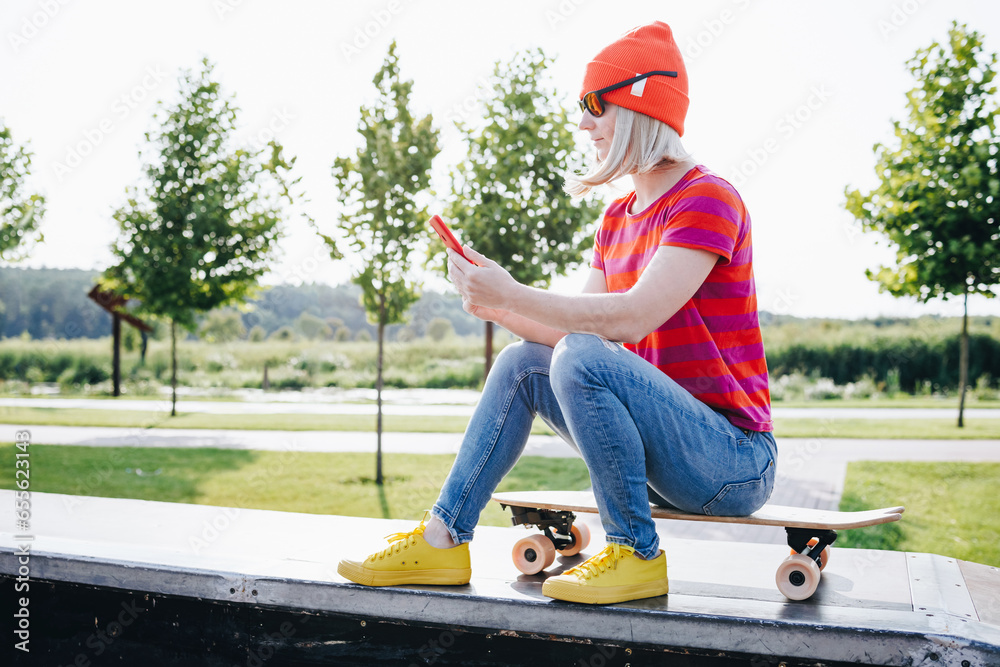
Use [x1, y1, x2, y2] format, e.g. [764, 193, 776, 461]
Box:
[493, 490, 904, 530]
[492, 490, 904, 601]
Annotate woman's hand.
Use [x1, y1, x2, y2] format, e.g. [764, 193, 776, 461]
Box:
[447, 246, 519, 320]
[460, 297, 507, 324]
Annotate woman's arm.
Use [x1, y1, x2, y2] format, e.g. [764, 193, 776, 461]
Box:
[466, 267, 608, 348]
[450, 244, 717, 345]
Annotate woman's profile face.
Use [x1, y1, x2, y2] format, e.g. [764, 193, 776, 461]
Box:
[579, 102, 618, 162]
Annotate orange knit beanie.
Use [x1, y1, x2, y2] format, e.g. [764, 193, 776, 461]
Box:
[580, 21, 689, 136]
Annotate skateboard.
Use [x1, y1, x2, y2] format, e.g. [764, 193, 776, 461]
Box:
[493, 490, 904, 601]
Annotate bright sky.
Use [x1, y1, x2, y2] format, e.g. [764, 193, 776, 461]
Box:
[2, 0, 999, 319]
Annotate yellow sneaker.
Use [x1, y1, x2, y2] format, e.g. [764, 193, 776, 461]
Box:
[337, 512, 471, 587]
[542, 543, 668, 605]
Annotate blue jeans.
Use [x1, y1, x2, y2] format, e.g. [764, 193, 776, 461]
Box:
[431, 334, 777, 560]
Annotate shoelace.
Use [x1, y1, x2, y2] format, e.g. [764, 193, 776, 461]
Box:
[566, 543, 635, 580]
[370, 513, 429, 562]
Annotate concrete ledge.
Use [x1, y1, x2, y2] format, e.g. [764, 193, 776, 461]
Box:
[2, 491, 999, 666]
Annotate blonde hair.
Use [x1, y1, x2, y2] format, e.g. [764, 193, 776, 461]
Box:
[565, 106, 690, 198]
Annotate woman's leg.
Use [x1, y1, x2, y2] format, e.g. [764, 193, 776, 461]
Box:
[431, 341, 573, 544]
[549, 334, 777, 560]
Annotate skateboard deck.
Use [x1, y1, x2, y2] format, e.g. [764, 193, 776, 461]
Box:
[492, 490, 904, 601]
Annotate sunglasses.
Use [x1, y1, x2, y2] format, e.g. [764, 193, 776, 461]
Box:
[578, 70, 678, 117]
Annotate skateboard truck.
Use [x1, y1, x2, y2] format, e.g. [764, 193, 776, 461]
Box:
[780, 528, 837, 595]
[500, 504, 593, 574]
[786, 527, 837, 563]
[502, 504, 579, 551]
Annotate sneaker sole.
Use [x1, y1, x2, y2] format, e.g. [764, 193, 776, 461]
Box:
[338, 560, 471, 587]
[542, 578, 669, 605]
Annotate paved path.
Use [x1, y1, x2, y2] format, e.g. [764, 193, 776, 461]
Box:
[3, 396, 999, 419]
[9, 423, 999, 545]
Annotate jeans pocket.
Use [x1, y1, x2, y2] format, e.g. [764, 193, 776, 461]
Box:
[702, 456, 775, 517]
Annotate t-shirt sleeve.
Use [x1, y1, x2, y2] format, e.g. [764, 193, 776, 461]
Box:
[659, 182, 742, 264]
[590, 229, 605, 271]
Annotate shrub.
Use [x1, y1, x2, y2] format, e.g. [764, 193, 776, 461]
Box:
[248, 325, 267, 342]
[269, 326, 297, 342]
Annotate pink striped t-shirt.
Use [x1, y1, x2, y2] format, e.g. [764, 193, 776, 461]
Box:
[591, 166, 773, 432]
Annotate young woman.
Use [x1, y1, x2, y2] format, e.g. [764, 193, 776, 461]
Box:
[338, 21, 776, 605]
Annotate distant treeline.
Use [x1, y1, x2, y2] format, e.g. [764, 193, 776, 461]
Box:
[770, 335, 1000, 393]
[0, 267, 480, 341]
[0, 267, 998, 392]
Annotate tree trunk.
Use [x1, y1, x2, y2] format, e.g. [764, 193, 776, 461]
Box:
[958, 291, 969, 428]
[376, 303, 385, 486]
[112, 314, 121, 397]
[170, 319, 178, 417]
[484, 320, 494, 381]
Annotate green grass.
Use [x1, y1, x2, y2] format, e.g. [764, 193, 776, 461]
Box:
[0, 406, 478, 432]
[773, 417, 1000, 439]
[0, 444, 591, 528]
[0, 406, 554, 435]
[775, 396, 1000, 409]
[3, 405, 998, 439]
[838, 462, 1000, 566]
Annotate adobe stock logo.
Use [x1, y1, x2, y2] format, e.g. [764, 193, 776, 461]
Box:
[7, 0, 73, 53]
[339, 0, 413, 63]
[51, 66, 169, 181]
[729, 84, 833, 188]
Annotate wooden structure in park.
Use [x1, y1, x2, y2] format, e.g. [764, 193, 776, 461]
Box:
[86, 286, 153, 396]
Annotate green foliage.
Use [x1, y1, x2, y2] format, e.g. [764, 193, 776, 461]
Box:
[0, 341, 110, 386]
[268, 326, 296, 342]
[325, 42, 439, 331]
[0, 267, 111, 338]
[0, 268, 484, 340]
[199, 309, 246, 343]
[445, 49, 603, 287]
[844, 22, 999, 302]
[247, 325, 266, 342]
[426, 316, 454, 342]
[0, 120, 45, 263]
[768, 333, 1000, 393]
[295, 311, 332, 340]
[102, 58, 302, 413]
[323, 41, 440, 484]
[104, 58, 297, 330]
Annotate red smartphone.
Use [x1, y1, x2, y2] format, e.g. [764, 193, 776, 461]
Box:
[429, 215, 474, 264]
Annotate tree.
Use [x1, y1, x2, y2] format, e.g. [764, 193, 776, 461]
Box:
[104, 59, 299, 415]
[445, 49, 604, 378]
[296, 311, 333, 340]
[426, 316, 454, 342]
[845, 22, 999, 427]
[1, 120, 45, 262]
[199, 309, 246, 343]
[321, 42, 439, 485]
[248, 324, 267, 342]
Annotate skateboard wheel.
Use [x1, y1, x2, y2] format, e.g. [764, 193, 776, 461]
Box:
[792, 537, 830, 571]
[776, 554, 821, 601]
[559, 522, 591, 557]
[512, 535, 556, 575]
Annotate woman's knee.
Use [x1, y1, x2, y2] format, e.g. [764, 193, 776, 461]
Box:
[490, 340, 554, 379]
[550, 333, 613, 394]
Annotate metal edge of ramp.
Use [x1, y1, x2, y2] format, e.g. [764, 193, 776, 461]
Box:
[2, 545, 999, 666]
